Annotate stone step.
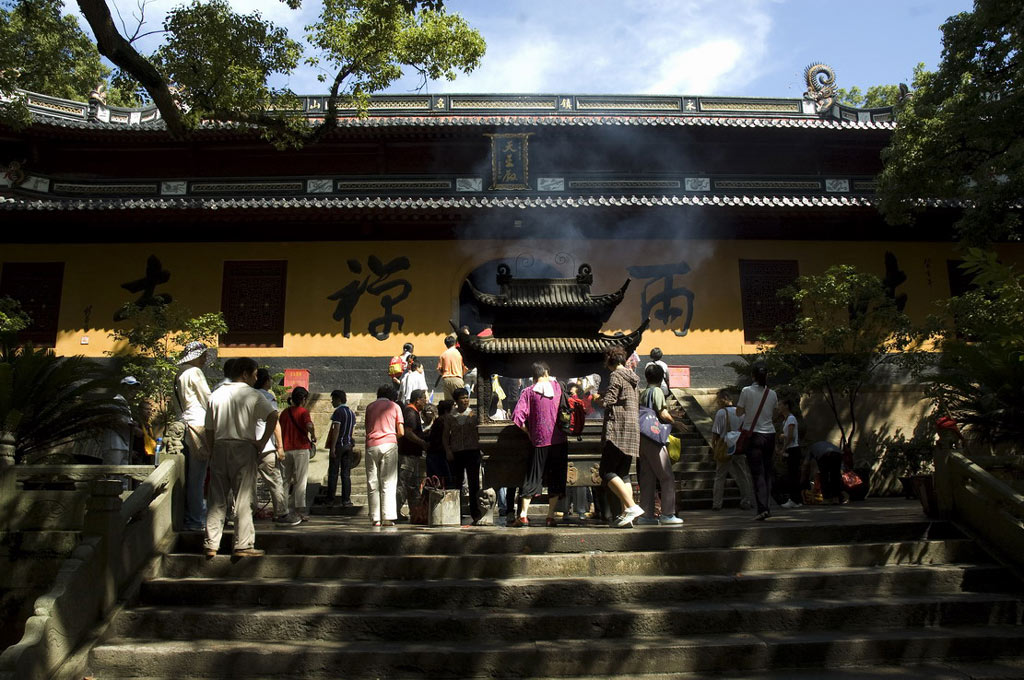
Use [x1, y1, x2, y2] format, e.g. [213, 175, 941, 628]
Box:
[139, 565, 1017, 609]
[108, 593, 1024, 643]
[87, 626, 1024, 678]
[176, 520, 964, 555]
[158, 539, 983, 580]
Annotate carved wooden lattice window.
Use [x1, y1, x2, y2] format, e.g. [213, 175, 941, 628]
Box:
[0, 262, 65, 347]
[946, 259, 977, 298]
[220, 260, 287, 347]
[738, 259, 799, 344]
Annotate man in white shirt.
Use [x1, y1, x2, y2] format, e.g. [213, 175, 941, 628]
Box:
[203, 357, 278, 558]
[399, 360, 428, 404]
[174, 342, 213, 531]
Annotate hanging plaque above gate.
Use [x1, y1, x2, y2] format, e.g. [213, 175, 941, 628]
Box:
[484, 133, 533, 190]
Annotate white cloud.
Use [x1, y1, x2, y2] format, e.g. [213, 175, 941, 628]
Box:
[405, 0, 776, 95]
[642, 39, 746, 95]
[64, 0, 776, 96]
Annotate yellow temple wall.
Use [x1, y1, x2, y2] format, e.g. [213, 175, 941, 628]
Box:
[2, 238, 1019, 359]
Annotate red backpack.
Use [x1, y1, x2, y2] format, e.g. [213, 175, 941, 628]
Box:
[567, 394, 587, 439]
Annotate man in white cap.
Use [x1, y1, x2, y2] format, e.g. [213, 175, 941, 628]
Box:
[103, 376, 140, 465]
[174, 341, 212, 531]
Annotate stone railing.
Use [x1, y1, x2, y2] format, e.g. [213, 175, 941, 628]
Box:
[0, 442, 184, 680]
[934, 444, 1024, 572]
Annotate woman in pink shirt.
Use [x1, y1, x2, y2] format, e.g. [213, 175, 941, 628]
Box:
[511, 362, 568, 527]
[364, 384, 405, 527]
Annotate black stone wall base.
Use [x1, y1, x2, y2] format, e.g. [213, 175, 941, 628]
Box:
[92, 353, 924, 394]
[247, 356, 443, 394]
[256, 354, 745, 392]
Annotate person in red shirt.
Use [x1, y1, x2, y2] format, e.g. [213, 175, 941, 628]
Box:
[364, 384, 405, 527]
[279, 386, 317, 522]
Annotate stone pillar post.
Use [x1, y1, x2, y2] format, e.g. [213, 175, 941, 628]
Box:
[0, 431, 16, 532]
[160, 452, 186, 531]
[83, 478, 124, 613]
[476, 363, 493, 424]
[933, 433, 955, 520]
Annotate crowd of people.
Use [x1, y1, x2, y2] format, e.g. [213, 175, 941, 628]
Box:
[163, 337, 849, 557]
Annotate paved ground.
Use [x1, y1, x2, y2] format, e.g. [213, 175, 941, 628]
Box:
[252, 497, 930, 534]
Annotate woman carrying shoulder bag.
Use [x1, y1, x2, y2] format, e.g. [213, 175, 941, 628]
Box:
[636, 363, 683, 526]
[280, 386, 317, 522]
[709, 389, 754, 512]
[735, 363, 778, 521]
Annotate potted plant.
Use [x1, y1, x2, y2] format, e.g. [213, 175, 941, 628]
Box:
[877, 426, 937, 514]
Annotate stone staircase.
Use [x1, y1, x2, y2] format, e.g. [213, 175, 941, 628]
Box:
[83, 506, 1024, 678]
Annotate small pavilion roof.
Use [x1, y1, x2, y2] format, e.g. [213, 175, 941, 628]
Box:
[456, 321, 649, 357]
[465, 277, 629, 310]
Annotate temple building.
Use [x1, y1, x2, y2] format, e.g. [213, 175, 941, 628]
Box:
[2, 65, 1019, 390]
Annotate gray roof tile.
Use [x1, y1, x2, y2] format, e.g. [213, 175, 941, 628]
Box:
[0, 194, 889, 211]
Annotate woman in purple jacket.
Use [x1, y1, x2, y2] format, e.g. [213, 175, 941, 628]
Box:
[511, 362, 569, 527]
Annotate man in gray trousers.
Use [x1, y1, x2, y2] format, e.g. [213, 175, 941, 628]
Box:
[203, 357, 279, 558]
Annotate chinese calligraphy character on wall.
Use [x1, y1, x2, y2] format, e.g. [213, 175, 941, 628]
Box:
[626, 261, 696, 337]
[328, 255, 412, 340]
[114, 254, 172, 321]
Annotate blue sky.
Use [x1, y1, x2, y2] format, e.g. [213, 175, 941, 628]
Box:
[69, 0, 974, 99]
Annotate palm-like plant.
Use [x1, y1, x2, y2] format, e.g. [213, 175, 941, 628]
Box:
[0, 345, 124, 463]
[927, 342, 1024, 448]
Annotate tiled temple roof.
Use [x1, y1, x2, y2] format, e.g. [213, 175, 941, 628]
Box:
[14, 89, 896, 134]
[27, 112, 895, 132]
[458, 324, 648, 356]
[0, 193, 895, 212]
[466, 278, 629, 309]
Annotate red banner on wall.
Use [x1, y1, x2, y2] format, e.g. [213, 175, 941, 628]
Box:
[283, 369, 309, 390]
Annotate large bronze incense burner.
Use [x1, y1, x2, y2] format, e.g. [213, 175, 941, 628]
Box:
[458, 263, 648, 486]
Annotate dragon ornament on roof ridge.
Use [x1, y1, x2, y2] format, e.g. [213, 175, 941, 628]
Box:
[804, 63, 837, 114]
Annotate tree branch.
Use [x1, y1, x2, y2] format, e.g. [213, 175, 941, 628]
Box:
[824, 378, 848, 446]
[307, 65, 355, 144]
[77, 0, 186, 138]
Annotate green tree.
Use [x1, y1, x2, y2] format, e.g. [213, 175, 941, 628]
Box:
[76, 0, 486, 146]
[0, 296, 30, 350]
[878, 0, 1024, 245]
[752, 265, 919, 452]
[0, 0, 139, 127]
[924, 249, 1024, 448]
[835, 81, 907, 109]
[108, 302, 227, 428]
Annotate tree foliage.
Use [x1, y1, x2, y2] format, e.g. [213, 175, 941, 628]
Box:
[750, 265, 919, 451]
[878, 0, 1024, 245]
[835, 79, 911, 109]
[76, 0, 485, 146]
[108, 301, 227, 428]
[924, 250, 1024, 449]
[0, 296, 30, 349]
[0, 0, 103, 126]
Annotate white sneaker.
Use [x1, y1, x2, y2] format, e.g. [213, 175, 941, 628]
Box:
[781, 500, 800, 509]
[659, 515, 684, 525]
[615, 505, 645, 527]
